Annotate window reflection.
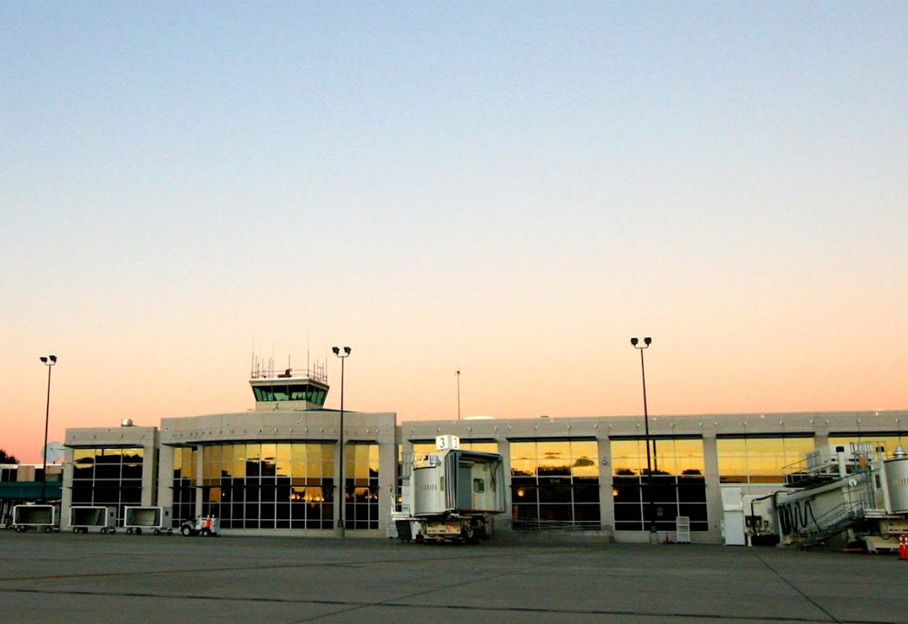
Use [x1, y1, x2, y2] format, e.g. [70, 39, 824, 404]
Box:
[829, 435, 907, 458]
[611, 437, 708, 532]
[70, 447, 145, 525]
[509, 439, 600, 531]
[717, 436, 813, 484]
[345, 443, 380, 529]
[191, 442, 345, 530]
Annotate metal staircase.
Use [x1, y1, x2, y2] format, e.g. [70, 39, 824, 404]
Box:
[798, 500, 865, 549]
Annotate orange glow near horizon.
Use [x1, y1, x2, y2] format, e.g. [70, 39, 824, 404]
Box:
[3, 4, 907, 463]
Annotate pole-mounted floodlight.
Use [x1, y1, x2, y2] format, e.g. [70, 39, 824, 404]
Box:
[332, 346, 351, 537]
[456, 370, 461, 421]
[631, 337, 657, 540]
[40, 355, 57, 502]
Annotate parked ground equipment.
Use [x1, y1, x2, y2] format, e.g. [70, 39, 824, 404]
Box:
[124, 506, 173, 535]
[392, 435, 505, 543]
[12, 504, 59, 533]
[180, 515, 220, 537]
[69, 506, 117, 534]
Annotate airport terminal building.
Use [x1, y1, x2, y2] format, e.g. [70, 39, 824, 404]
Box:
[60, 367, 908, 544]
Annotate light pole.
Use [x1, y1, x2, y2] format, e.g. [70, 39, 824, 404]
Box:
[39, 355, 57, 502]
[630, 337, 657, 542]
[456, 370, 461, 421]
[332, 346, 351, 537]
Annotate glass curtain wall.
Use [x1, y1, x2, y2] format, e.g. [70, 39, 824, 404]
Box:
[829, 433, 908, 458]
[345, 443, 380, 529]
[71, 448, 144, 524]
[172, 447, 197, 526]
[196, 442, 336, 529]
[509, 440, 600, 530]
[611, 437, 708, 532]
[716, 436, 814, 483]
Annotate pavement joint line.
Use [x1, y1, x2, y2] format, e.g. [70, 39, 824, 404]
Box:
[1, 587, 896, 624]
[754, 552, 842, 624]
[0, 550, 526, 584]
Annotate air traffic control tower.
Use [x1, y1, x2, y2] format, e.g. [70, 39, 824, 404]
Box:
[249, 362, 331, 411]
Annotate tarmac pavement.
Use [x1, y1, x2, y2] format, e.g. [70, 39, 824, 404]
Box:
[1, 531, 906, 624]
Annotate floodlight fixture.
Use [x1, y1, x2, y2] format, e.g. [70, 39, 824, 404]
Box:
[40, 354, 58, 502]
[332, 345, 352, 537]
[630, 337, 657, 540]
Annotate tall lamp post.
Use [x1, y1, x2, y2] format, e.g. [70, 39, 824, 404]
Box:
[630, 337, 657, 542]
[39, 355, 57, 502]
[332, 346, 351, 538]
[456, 370, 461, 421]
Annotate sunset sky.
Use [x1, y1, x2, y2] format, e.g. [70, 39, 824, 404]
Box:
[3, 2, 906, 463]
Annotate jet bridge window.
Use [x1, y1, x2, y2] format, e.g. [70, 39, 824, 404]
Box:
[473, 478, 485, 493]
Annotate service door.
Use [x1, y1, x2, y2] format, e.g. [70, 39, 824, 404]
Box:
[457, 461, 473, 509]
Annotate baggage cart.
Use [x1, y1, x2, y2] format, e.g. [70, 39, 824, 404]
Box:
[69, 506, 117, 534]
[123, 506, 173, 535]
[12, 504, 58, 533]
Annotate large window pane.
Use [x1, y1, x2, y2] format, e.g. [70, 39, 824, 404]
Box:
[180, 442, 340, 531]
[509, 439, 600, 530]
[718, 436, 814, 483]
[609, 438, 707, 532]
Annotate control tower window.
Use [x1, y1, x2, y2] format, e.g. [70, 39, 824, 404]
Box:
[253, 384, 327, 406]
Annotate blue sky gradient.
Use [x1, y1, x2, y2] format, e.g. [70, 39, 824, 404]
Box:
[2, 2, 906, 461]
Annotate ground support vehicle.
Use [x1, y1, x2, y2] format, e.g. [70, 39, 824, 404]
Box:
[123, 506, 173, 535]
[69, 506, 117, 534]
[180, 515, 220, 537]
[745, 443, 908, 551]
[393, 435, 505, 543]
[12, 504, 59, 533]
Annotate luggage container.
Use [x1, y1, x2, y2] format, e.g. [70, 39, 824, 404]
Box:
[123, 506, 173, 535]
[12, 504, 59, 533]
[69, 506, 117, 534]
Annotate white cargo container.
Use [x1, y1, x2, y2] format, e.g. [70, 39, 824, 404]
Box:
[12, 504, 58, 533]
[123, 506, 173, 535]
[69, 506, 117, 534]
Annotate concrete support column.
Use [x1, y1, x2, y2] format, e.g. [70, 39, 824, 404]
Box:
[496, 434, 512, 529]
[156, 445, 175, 512]
[61, 447, 74, 530]
[194, 446, 205, 517]
[142, 440, 159, 508]
[598, 434, 615, 538]
[702, 432, 723, 543]
[378, 427, 398, 535]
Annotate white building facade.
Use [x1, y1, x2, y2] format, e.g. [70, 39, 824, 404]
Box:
[62, 369, 908, 543]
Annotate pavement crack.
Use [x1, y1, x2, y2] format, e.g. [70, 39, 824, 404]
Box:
[754, 552, 842, 624]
